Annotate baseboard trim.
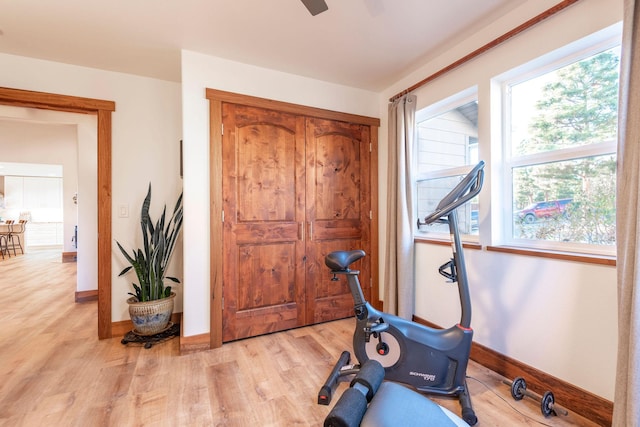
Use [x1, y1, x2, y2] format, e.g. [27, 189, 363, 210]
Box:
[179, 323, 211, 355]
[75, 289, 98, 303]
[62, 251, 77, 263]
[470, 339, 613, 426]
[112, 312, 182, 337]
[412, 315, 613, 426]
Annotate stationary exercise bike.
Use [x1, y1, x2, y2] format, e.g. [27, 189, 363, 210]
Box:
[319, 161, 485, 426]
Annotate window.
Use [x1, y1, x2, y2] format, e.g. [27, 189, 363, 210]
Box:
[503, 40, 620, 254]
[415, 90, 479, 237]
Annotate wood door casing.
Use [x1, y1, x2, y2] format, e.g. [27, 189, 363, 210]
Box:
[220, 100, 374, 342]
[0, 87, 115, 340]
[222, 104, 306, 342]
[305, 118, 371, 324]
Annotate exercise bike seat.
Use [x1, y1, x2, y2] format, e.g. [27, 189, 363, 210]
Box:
[361, 382, 469, 427]
[325, 250, 366, 271]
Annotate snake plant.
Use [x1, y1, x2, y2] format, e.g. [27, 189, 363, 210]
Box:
[117, 184, 183, 302]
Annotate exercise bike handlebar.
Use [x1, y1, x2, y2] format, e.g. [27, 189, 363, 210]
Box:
[418, 161, 485, 227]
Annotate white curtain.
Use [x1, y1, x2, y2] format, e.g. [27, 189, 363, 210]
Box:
[384, 94, 416, 319]
[614, 0, 640, 425]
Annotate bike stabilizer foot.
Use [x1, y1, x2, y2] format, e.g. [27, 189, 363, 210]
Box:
[318, 351, 352, 405]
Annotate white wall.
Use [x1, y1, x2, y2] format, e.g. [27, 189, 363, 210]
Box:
[0, 53, 183, 320]
[180, 51, 380, 337]
[379, 0, 622, 400]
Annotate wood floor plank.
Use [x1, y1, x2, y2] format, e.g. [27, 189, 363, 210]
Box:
[0, 248, 600, 426]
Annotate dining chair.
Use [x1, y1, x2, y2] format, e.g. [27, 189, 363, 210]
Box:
[8, 219, 26, 255]
[0, 220, 14, 258]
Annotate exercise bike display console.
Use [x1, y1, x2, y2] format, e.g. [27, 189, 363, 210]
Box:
[319, 161, 485, 426]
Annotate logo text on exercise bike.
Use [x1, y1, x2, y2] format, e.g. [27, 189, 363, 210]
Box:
[409, 371, 436, 382]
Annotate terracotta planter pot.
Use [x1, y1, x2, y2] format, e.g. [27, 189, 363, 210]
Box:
[127, 292, 175, 335]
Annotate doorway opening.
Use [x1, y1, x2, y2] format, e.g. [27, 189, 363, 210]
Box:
[0, 163, 66, 250]
[0, 87, 115, 339]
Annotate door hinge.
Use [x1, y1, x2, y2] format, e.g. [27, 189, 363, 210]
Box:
[221, 210, 225, 222]
[369, 210, 373, 220]
[370, 143, 372, 153]
[370, 278, 373, 288]
[221, 123, 224, 135]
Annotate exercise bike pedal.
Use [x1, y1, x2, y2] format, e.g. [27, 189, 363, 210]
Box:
[376, 341, 390, 356]
[439, 258, 457, 282]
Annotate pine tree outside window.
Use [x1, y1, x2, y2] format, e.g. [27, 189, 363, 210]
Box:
[503, 40, 620, 254]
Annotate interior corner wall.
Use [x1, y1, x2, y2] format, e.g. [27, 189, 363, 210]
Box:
[377, 0, 622, 400]
[180, 50, 380, 337]
[0, 53, 183, 322]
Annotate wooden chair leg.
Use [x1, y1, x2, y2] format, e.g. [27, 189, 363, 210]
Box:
[9, 234, 22, 255]
[16, 235, 23, 254]
[0, 235, 7, 259]
[7, 235, 16, 256]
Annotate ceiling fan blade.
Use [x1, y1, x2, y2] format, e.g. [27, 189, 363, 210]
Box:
[300, 0, 328, 16]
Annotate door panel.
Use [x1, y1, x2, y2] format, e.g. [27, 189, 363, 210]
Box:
[305, 118, 371, 324]
[222, 104, 306, 342]
[222, 106, 372, 340]
[308, 240, 368, 323]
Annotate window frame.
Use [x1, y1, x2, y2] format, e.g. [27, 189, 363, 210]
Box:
[499, 31, 621, 256]
[413, 87, 480, 241]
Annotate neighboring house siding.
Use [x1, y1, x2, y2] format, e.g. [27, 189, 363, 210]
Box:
[416, 110, 476, 222]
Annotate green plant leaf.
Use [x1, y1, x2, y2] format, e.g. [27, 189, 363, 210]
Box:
[118, 265, 133, 277]
[116, 183, 183, 301]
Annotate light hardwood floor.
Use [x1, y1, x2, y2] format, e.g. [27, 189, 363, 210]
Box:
[0, 248, 599, 426]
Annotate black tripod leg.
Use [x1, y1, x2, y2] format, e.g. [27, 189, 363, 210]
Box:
[459, 379, 478, 426]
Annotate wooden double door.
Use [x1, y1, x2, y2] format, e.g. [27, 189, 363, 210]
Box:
[221, 103, 373, 342]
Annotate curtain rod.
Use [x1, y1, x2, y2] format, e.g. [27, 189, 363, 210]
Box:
[389, 0, 582, 103]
